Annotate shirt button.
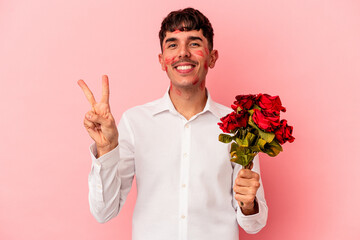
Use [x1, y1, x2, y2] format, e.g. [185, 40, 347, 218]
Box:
[181, 215, 186, 219]
[96, 162, 101, 167]
[182, 184, 186, 188]
[185, 124, 189, 128]
[97, 184, 102, 189]
[183, 153, 188, 158]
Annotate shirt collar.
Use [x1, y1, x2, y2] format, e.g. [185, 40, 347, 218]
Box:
[151, 87, 222, 119]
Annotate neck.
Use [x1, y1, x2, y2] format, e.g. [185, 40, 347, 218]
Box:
[169, 83, 207, 120]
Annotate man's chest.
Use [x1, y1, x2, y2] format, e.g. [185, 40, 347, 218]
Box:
[131, 113, 232, 184]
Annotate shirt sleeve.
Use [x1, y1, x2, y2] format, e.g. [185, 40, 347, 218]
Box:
[231, 154, 268, 233]
[88, 112, 135, 223]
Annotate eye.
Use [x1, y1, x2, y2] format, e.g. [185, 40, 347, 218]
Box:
[168, 43, 176, 48]
[190, 42, 200, 47]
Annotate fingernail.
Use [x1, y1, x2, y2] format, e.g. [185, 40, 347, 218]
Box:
[86, 114, 92, 119]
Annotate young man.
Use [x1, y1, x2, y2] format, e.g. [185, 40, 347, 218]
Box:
[78, 8, 268, 240]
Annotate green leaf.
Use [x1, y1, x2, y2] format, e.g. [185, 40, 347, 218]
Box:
[253, 104, 261, 110]
[219, 133, 234, 143]
[256, 138, 267, 151]
[263, 139, 283, 157]
[230, 142, 238, 153]
[245, 132, 257, 145]
[249, 145, 261, 152]
[239, 129, 246, 139]
[230, 150, 257, 167]
[235, 137, 244, 147]
[236, 106, 241, 113]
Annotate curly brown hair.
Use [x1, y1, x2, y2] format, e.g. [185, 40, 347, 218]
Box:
[159, 8, 214, 52]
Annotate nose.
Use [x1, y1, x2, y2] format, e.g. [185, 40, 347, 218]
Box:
[178, 44, 191, 58]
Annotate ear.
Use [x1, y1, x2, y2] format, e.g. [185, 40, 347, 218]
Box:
[209, 50, 219, 69]
[158, 53, 167, 71]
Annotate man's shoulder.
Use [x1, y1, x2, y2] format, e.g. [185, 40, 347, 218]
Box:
[122, 96, 165, 118]
[210, 99, 233, 118]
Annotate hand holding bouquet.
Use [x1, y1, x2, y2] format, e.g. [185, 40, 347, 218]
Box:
[218, 94, 295, 169]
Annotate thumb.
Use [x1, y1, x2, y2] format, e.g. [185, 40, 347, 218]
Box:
[86, 111, 108, 126]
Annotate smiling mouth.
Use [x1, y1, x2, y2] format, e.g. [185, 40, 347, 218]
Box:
[174, 64, 196, 74]
[175, 65, 195, 70]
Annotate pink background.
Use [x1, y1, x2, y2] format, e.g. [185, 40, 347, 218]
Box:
[1, 0, 359, 239]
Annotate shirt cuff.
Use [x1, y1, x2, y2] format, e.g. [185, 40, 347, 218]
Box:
[236, 198, 268, 232]
[89, 143, 120, 169]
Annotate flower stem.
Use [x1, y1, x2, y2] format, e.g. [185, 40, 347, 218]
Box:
[244, 161, 253, 169]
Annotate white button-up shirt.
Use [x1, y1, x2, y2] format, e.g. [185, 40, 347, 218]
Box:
[88, 89, 268, 240]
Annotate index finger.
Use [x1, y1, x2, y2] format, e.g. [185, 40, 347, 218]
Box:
[100, 75, 110, 103]
[238, 169, 259, 180]
[77, 79, 96, 106]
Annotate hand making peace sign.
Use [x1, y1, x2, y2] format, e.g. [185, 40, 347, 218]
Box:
[78, 75, 119, 157]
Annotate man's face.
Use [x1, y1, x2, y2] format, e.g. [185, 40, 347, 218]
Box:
[158, 29, 218, 90]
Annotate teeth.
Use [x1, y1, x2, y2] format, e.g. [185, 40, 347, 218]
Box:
[176, 65, 193, 70]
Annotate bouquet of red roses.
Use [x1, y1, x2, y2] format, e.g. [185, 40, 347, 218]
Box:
[218, 94, 295, 168]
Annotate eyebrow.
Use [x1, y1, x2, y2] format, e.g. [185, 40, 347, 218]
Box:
[188, 36, 203, 42]
[164, 36, 203, 44]
[165, 37, 177, 44]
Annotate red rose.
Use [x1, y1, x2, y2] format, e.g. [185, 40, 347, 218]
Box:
[256, 94, 286, 114]
[218, 111, 249, 133]
[233, 94, 257, 110]
[231, 104, 238, 111]
[252, 109, 280, 132]
[274, 119, 295, 144]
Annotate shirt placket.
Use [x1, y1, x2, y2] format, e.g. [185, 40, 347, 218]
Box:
[179, 120, 191, 240]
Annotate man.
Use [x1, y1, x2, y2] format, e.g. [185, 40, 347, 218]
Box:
[78, 8, 268, 240]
